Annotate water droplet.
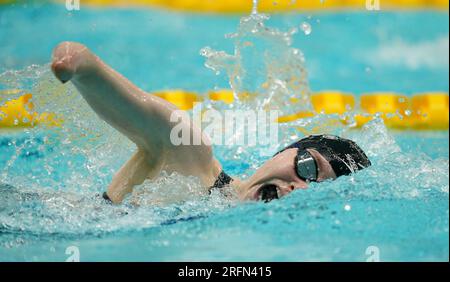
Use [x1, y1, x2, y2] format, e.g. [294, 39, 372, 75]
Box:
[252, 0, 259, 14]
[300, 22, 312, 35]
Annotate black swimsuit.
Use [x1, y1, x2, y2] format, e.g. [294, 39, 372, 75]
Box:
[208, 170, 233, 194]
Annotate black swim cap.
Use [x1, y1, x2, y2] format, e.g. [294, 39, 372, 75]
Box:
[275, 134, 371, 178]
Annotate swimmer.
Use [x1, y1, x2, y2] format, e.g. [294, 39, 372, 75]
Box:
[51, 41, 371, 204]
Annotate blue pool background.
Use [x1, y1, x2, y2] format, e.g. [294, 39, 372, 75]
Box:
[0, 3, 449, 261]
[1, 3, 448, 94]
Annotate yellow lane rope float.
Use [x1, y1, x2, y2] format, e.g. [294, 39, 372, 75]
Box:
[0, 93, 62, 128]
[412, 93, 449, 130]
[292, 91, 449, 130]
[153, 89, 203, 110]
[0, 90, 448, 130]
[47, 0, 449, 12]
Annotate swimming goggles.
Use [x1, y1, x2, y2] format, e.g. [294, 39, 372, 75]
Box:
[294, 149, 318, 182]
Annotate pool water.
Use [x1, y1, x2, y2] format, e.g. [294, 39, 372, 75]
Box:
[0, 3, 449, 261]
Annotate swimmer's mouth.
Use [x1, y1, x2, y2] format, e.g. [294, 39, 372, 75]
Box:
[258, 184, 279, 203]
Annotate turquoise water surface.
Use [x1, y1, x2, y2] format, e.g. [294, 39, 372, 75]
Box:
[0, 3, 449, 261]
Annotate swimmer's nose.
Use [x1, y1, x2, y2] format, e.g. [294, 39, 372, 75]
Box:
[51, 61, 74, 84]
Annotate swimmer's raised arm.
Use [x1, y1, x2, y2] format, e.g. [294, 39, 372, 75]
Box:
[51, 41, 177, 152]
[51, 42, 222, 203]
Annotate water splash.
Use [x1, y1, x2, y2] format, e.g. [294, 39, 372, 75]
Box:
[200, 12, 311, 115]
[0, 65, 234, 239]
[300, 21, 312, 35]
[252, 0, 259, 15]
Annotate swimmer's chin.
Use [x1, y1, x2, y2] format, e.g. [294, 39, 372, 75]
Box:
[224, 179, 259, 201]
[238, 185, 262, 201]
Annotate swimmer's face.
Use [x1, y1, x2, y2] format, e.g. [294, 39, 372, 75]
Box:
[240, 148, 337, 202]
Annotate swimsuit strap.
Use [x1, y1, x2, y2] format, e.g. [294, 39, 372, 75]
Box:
[102, 192, 112, 203]
[209, 170, 233, 194]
